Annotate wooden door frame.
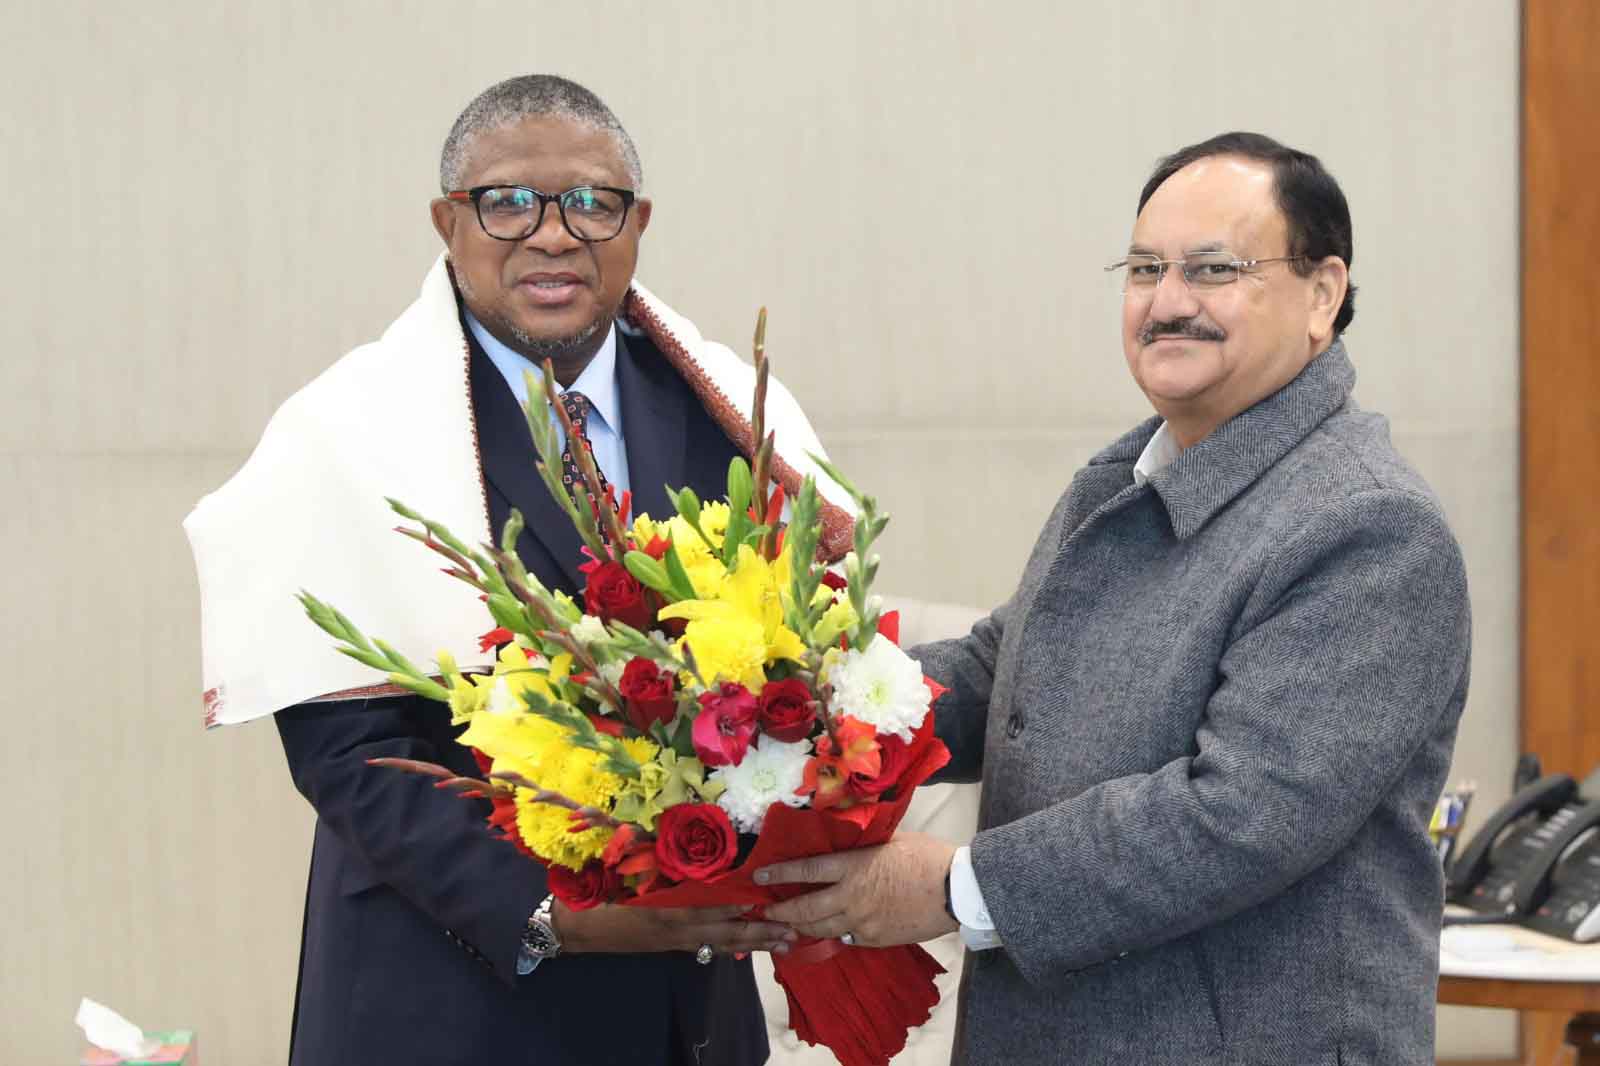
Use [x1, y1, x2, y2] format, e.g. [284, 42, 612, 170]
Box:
[1518, 0, 1600, 1062]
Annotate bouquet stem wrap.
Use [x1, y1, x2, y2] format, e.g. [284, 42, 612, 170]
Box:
[625, 712, 952, 1066]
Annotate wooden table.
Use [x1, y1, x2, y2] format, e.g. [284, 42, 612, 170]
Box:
[1439, 920, 1600, 1066]
[1439, 975, 1600, 1064]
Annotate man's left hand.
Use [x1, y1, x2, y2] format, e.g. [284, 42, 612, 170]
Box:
[757, 832, 960, 947]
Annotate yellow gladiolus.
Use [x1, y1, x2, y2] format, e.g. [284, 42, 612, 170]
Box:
[658, 544, 805, 688]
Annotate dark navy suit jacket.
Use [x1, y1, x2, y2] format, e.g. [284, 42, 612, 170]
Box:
[275, 320, 769, 1066]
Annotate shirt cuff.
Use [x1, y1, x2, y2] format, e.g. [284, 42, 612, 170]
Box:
[950, 844, 1004, 951]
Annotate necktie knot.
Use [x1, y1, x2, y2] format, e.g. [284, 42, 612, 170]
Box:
[561, 390, 594, 429]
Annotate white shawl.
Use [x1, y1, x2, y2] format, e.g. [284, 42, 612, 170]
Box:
[185, 255, 853, 728]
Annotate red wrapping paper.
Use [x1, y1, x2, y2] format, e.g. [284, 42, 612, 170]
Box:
[625, 702, 952, 1066]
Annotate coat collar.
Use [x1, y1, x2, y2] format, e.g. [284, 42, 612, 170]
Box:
[1089, 341, 1357, 540]
[466, 322, 589, 591]
[616, 329, 687, 527]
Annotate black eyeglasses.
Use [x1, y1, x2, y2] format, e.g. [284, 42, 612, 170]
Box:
[445, 184, 637, 243]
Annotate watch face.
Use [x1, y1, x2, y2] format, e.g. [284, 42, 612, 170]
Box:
[523, 921, 560, 958]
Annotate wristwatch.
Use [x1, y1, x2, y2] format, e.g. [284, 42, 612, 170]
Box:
[517, 894, 562, 975]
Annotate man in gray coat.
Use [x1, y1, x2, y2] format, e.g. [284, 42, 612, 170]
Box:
[761, 132, 1470, 1065]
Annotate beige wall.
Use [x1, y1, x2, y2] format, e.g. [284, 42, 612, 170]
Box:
[2, 2, 1518, 1061]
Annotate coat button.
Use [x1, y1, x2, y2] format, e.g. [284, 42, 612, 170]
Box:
[1006, 714, 1024, 738]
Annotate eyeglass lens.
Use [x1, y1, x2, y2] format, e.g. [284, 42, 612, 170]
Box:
[1119, 253, 1241, 290]
[477, 186, 629, 242]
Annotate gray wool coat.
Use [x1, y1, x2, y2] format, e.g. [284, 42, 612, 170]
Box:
[916, 342, 1470, 1066]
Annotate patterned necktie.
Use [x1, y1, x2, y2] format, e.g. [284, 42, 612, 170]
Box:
[559, 390, 612, 522]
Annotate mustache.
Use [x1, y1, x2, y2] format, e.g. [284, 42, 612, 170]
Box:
[1139, 317, 1226, 346]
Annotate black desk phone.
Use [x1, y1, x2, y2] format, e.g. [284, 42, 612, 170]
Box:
[1446, 765, 1600, 941]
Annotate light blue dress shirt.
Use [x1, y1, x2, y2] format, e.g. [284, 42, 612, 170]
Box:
[466, 313, 632, 498]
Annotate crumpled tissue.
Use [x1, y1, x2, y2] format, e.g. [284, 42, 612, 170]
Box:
[75, 999, 160, 1060]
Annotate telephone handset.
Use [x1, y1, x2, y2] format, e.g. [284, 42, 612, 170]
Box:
[1446, 774, 1576, 903]
[1446, 769, 1600, 942]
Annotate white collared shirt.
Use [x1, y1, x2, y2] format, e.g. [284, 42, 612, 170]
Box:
[1133, 421, 1180, 486]
[466, 313, 632, 497]
[950, 421, 1182, 951]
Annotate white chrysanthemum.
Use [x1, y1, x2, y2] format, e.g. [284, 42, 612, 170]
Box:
[596, 659, 626, 689]
[710, 736, 812, 833]
[827, 637, 930, 741]
[570, 614, 609, 646]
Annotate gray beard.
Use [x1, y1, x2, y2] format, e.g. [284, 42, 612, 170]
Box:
[506, 313, 605, 358]
[455, 270, 610, 362]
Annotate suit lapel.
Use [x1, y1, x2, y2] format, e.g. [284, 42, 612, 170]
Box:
[617, 330, 688, 524]
[466, 330, 588, 592]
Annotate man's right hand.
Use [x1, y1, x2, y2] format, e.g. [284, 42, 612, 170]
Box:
[554, 902, 795, 957]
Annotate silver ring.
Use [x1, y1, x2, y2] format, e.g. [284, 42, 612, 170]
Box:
[695, 943, 714, 965]
[839, 931, 856, 947]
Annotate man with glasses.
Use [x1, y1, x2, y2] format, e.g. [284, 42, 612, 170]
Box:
[760, 132, 1470, 1065]
[187, 75, 852, 1066]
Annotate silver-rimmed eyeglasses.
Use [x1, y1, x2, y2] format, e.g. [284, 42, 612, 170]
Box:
[445, 184, 637, 243]
[1104, 251, 1305, 294]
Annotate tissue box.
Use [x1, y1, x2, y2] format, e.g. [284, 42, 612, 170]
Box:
[80, 1030, 197, 1065]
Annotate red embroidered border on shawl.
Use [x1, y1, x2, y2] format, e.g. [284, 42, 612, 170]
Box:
[622, 289, 855, 563]
[203, 681, 417, 728]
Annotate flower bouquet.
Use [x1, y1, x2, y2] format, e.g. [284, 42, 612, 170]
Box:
[300, 313, 950, 1066]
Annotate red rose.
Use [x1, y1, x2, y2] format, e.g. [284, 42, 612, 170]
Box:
[583, 561, 655, 631]
[757, 678, 817, 743]
[847, 730, 917, 800]
[618, 657, 677, 732]
[654, 803, 738, 883]
[820, 571, 849, 593]
[547, 859, 621, 911]
[692, 682, 760, 766]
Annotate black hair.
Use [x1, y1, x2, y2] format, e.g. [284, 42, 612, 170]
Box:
[1138, 132, 1356, 335]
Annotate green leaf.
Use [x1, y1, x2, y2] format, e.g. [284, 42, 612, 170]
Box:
[385, 497, 423, 522]
[388, 672, 450, 703]
[660, 541, 699, 602]
[487, 594, 525, 633]
[721, 508, 750, 568]
[335, 645, 392, 673]
[726, 457, 753, 515]
[623, 551, 673, 594]
[330, 607, 374, 652]
[670, 715, 698, 757]
[500, 509, 525, 555]
[373, 638, 425, 679]
[673, 486, 702, 527]
[806, 452, 864, 504]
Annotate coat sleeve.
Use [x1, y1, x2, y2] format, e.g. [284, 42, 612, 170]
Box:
[915, 607, 1008, 784]
[276, 694, 546, 987]
[969, 488, 1470, 986]
[914, 488, 1077, 783]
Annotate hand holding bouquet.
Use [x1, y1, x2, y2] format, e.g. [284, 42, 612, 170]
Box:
[301, 312, 950, 1066]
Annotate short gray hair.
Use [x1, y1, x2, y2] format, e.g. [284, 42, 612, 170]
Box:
[439, 75, 643, 193]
